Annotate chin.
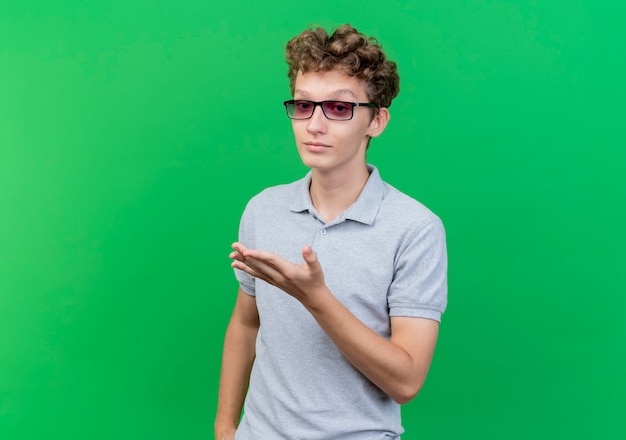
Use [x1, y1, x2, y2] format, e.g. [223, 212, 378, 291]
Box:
[297, 150, 323, 167]
[298, 154, 333, 171]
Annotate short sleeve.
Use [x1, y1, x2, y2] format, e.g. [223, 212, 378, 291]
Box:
[388, 218, 448, 322]
[234, 200, 257, 297]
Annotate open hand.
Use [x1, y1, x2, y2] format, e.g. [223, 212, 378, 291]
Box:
[230, 242, 327, 305]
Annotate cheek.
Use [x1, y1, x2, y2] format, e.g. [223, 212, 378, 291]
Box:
[291, 122, 304, 137]
[348, 122, 371, 140]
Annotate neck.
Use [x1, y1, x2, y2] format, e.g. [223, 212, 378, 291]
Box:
[309, 164, 370, 223]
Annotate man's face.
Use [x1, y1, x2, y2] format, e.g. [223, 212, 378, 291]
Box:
[291, 69, 388, 175]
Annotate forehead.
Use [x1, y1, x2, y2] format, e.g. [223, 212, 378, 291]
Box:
[294, 69, 368, 100]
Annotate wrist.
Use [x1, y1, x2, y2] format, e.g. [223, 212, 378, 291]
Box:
[214, 414, 238, 437]
[302, 285, 335, 312]
[214, 422, 237, 439]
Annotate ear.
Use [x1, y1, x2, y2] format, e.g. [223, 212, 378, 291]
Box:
[366, 107, 390, 138]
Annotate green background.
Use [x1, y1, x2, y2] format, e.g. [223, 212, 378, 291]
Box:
[1, 1, 624, 438]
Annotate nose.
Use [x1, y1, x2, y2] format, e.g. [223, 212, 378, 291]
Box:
[306, 104, 327, 134]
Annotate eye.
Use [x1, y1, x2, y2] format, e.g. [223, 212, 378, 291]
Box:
[294, 100, 313, 110]
[328, 102, 350, 112]
[324, 101, 353, 118]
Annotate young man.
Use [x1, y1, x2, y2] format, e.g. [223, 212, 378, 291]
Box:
[215, 24, 447, 440]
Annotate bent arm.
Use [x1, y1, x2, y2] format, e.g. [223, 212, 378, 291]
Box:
[214, 288, 259, 439]
[304, 291, 439, 404]
[231, 242, 441, 404]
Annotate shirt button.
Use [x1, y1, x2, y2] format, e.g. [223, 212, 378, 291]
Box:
[320, 228, 327, 235]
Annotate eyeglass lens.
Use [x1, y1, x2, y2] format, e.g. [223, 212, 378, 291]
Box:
[288, 100, 354, 120]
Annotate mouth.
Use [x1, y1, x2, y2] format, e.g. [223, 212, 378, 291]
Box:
[304, 141, 331, 152]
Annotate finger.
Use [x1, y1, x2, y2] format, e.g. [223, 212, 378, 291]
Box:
[232, 243, 280, 267]
[302, 245, 320, 268]
[230, 250, 244, 261]
[231, 259, 264, 278]
[231, 244, 274, 270]
[243, 255, 285, 280]
[232, 260, 281, 287]
[232, 262, 265, 283]
[232, 242, 249, 254]
[230, 243, 285, 281]
[241, 248, 279, 264]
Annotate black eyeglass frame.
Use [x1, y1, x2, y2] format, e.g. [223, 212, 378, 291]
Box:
[283, 99, 377, 121]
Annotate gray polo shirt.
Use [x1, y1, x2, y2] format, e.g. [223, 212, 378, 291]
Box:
[234, 165, 447, 440]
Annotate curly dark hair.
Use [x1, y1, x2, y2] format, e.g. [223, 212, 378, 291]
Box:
[285, 24, 400, 109]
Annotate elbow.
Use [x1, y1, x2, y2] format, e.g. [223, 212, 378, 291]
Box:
[390, 381, 424, 405]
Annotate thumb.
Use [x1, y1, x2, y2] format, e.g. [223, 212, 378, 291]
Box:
[302, 245, 318, 266]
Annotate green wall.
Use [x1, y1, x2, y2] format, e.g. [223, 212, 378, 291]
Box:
[1, 1, 624, 438]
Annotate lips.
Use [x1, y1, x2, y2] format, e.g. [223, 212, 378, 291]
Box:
[304, 141, 331, 152]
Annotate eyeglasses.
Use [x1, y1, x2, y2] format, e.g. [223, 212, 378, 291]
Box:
[283, 99, 376, 121]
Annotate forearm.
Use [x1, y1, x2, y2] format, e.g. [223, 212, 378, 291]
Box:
[229, 243, 438, 404]
[304, 288, 437, 404]
[214, 314, 258, 436]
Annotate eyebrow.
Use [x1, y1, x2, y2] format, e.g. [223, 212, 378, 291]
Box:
[293, 88, 359, 100]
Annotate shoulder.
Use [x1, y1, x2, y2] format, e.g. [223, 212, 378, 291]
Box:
[379, 181, 443, 233]
[242, 177, 305, 215]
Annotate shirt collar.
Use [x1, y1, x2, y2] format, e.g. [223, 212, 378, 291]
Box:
[289, 164, 384, 225]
